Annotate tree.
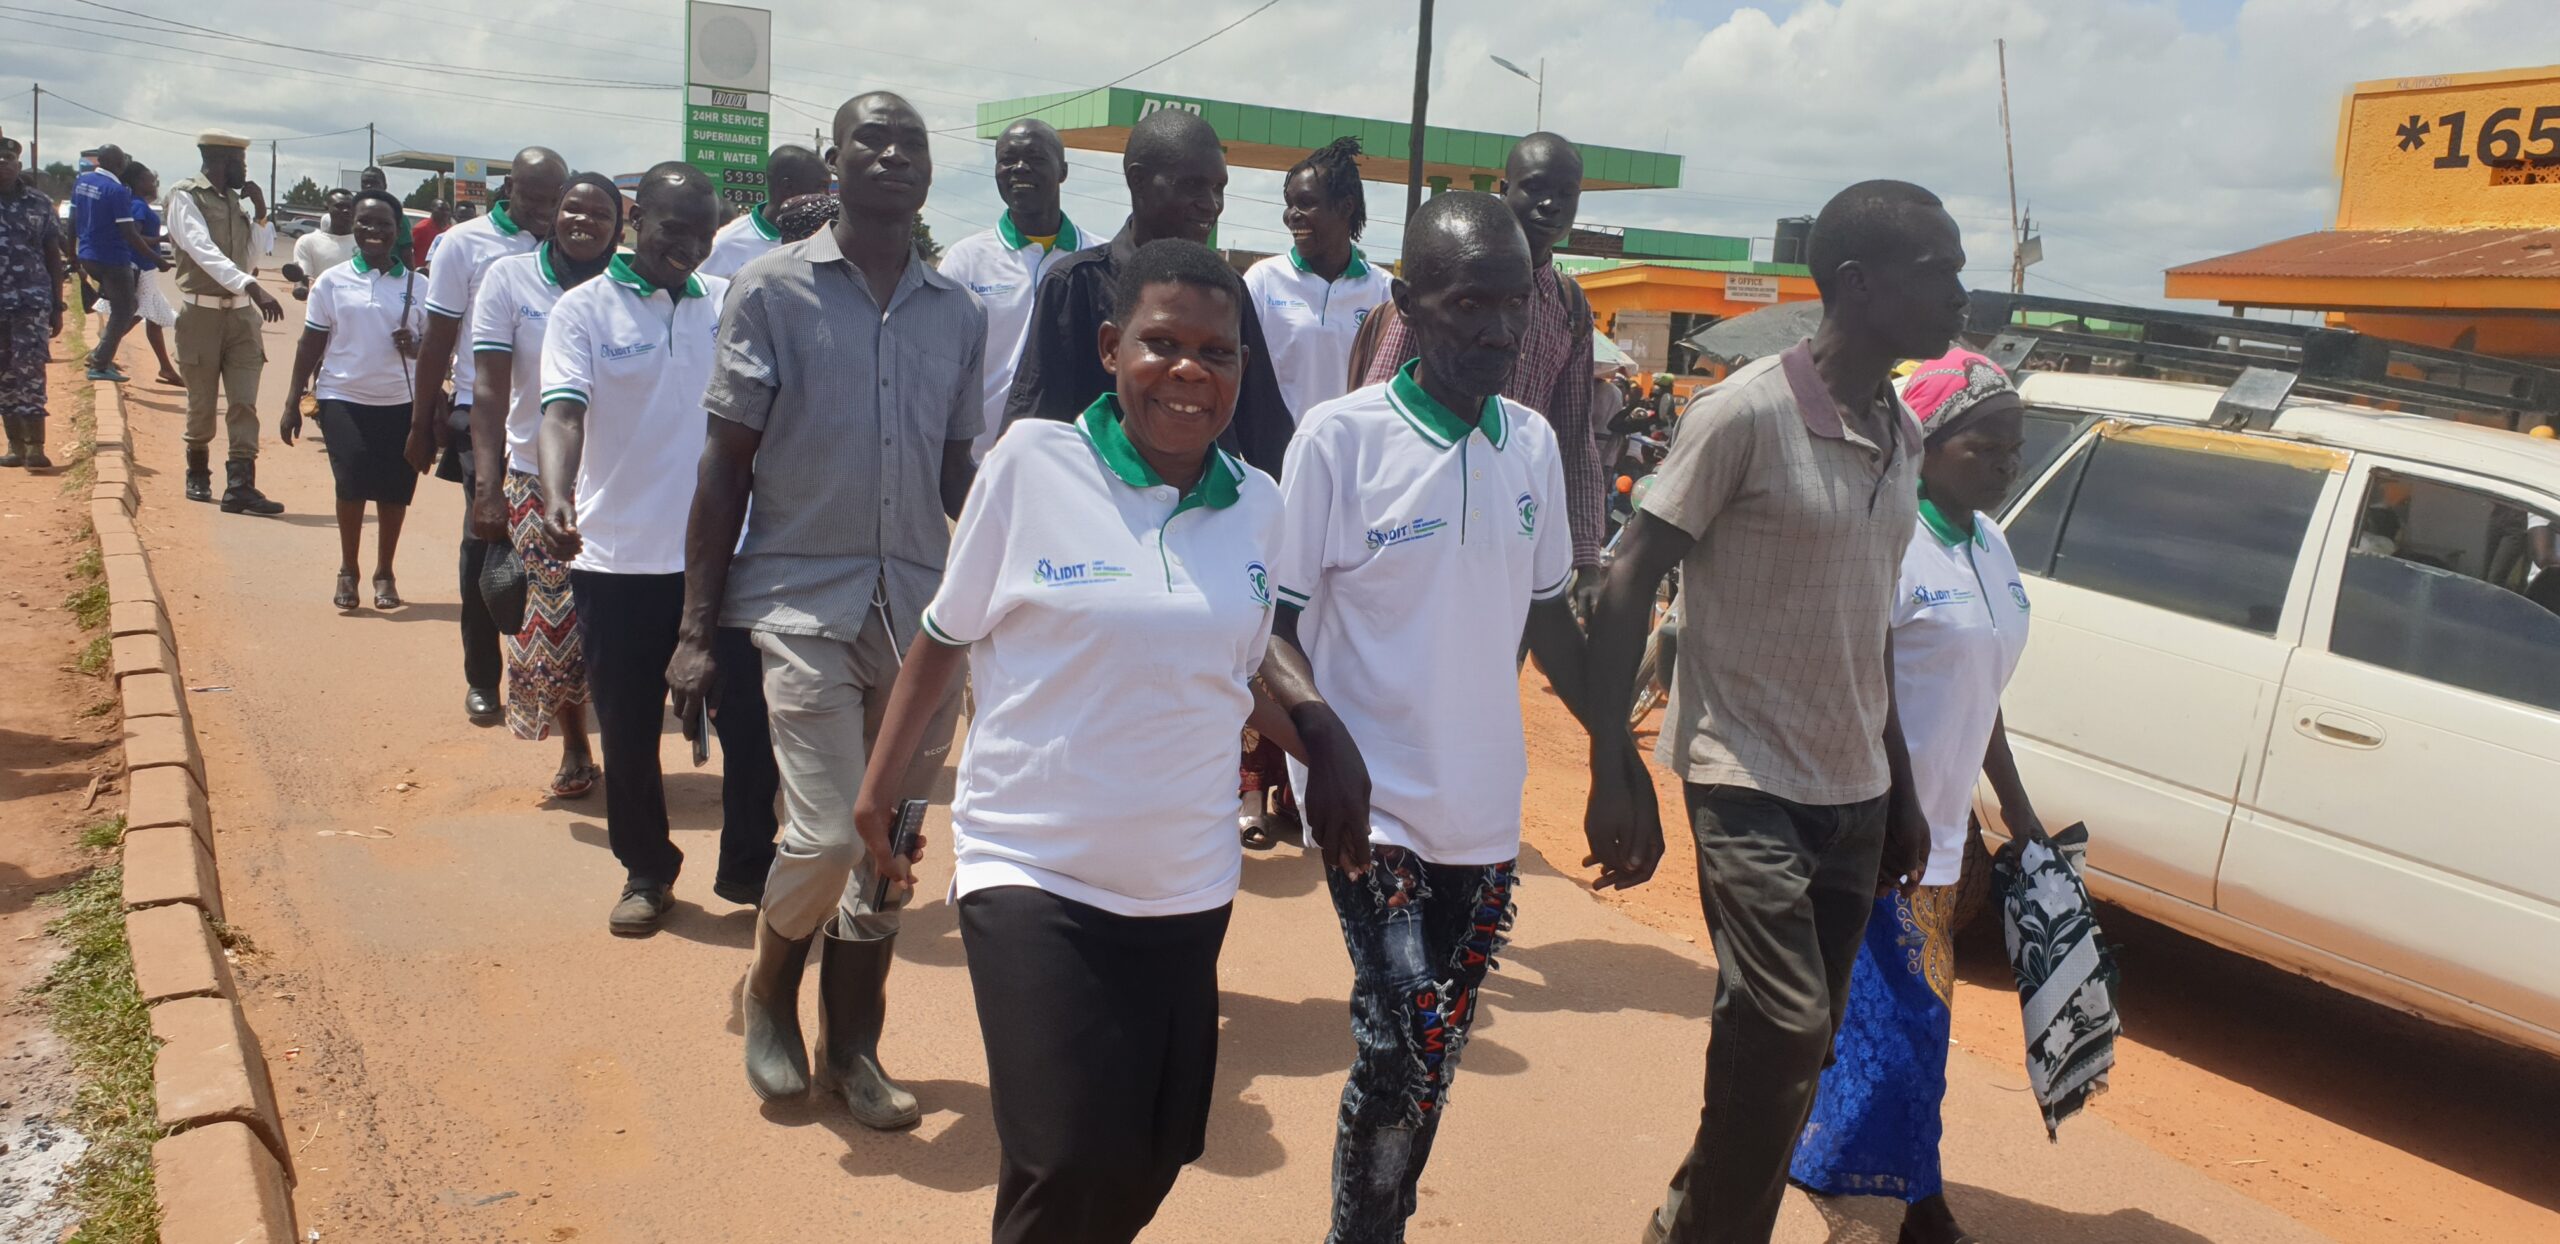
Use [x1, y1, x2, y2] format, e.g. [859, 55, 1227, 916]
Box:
[282, 176, 328, 210]
[912, 217, 941, 264]
[404, 175, 451, 210]
[36, 161, 75, 199]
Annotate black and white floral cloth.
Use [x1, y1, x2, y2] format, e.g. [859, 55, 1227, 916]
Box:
[1994, 823, 2120, 1139]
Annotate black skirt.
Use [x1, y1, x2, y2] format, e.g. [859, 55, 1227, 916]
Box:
[316, 399, 419, 505]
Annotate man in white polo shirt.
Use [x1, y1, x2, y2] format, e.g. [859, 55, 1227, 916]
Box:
[935, 118, 1090, 462]
[410, 146, 569, 728]
[534, 162, 731, 936]
[700, 144, 830, 280]
[1271, 192, 1596, 1244]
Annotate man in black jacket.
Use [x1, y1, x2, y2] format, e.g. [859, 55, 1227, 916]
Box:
[999, 107, 1293, 478]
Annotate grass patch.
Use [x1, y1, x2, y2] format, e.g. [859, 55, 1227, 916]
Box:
[76, 633, 111, 676]
[78, 816, 127, 849]
[66, 581, 110, 631]
[72, 544, 103, 584]
[37, 865, 165, 1244]
[59, 336, 99, 497]
[80, 697, 118, 719]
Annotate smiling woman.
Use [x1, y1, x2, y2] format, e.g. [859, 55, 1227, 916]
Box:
[282, 189, 423, 612]
[846, 238, 1367, 1243]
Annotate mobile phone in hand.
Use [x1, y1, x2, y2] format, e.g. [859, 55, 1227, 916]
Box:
[870, 798, 928, 910]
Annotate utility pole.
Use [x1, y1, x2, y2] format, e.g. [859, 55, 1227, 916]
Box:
[29, 84, 39, 172]
[1407, 0, 1434, 219]
[367, 122, 376, 166]
[1998, 38, 2024, 294]
[269, 140, 279, 213]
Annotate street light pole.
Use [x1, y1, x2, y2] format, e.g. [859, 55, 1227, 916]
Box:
[1490, 54, 1545, 132]
[1407, 0, 1433, 219]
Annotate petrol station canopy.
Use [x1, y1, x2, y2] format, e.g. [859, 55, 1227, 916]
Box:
[974, 88, 1684, 194]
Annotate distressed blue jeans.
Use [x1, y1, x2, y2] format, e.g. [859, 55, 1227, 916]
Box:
[1324, 845, 1517, 1244]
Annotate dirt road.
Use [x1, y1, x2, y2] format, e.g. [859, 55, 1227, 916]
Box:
[1515, 682, 2560, 1244]
[66, 294, 2498, 1242]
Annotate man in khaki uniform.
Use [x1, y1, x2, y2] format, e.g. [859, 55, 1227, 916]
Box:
[164, 129, 285, 514]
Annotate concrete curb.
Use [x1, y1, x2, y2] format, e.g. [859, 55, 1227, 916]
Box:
[88, 378, 302, 1243]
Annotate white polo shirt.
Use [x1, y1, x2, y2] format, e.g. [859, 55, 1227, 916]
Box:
[1893, 498, 2032, 886]
[1244, 246, 1393, 423]
[923, 397, 1282, 918]
[538, 256, 728, 576]
[1275, 362, 1575, 865]
[699, 202, 781, 281]
[292, 229, 357, 282]
[303, 252, 422, 407]
[469, 245, 572, 474]
[934, 211, 1093, 460]
[422, 199, 538, 409]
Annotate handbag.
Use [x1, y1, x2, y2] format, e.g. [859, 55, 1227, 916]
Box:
[477, 538, 529, 636]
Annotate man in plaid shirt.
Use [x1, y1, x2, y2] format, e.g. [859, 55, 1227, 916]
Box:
[1362, 133, 1603, 581]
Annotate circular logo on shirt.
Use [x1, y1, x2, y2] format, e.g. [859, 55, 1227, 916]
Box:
[2010, 580, 2031, 612]
[1516, 492, 1538, 537]
[1352, 307, 1373, 328]
[1246, 561, 1271, 608]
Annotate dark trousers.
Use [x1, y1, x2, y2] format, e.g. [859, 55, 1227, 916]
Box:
[1324, 845, 1516, 1244]
[959, 886, 1230, 1244]
[456, 441, 502, 694]
[88, 264, 138, 370]
[1654, 785, 1888, 1244]
[710, 624, 779, 891]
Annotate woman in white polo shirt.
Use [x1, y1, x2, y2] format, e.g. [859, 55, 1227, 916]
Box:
[281, 190, 422, 611]
[1789, 347, 2045, 1244]
[851, 239, 1369, 1244]
[1237, 136, 1394, 850]
[468, 172, 622, 799]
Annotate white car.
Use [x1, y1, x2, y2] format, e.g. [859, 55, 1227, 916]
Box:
[1971, 370, 2560, 1059]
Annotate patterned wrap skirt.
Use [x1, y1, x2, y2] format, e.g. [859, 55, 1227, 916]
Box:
[1788, 884, 1961, 1204]
[502, 468, 587, 739]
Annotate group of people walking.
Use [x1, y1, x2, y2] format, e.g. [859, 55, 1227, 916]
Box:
[1, 89, 2057, 1244]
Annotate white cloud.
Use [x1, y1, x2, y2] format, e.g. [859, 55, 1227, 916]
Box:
[3, 0, 2539, 307]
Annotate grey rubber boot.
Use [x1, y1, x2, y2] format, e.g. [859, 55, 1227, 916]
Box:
[813, 924, 919, 1129]
[0, 414, 24, 468]
[741, 915, 815, 1101]
[20, 424, 47, 471]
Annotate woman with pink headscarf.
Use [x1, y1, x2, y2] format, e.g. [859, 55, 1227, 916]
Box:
[1787, 347, 2048, 1244]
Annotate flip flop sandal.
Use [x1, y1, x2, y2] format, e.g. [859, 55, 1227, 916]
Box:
[551, 761, 601, 800]
[333, 570, 359, 611]
[373, 575, 402, 609]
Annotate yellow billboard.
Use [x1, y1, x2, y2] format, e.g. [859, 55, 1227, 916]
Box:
[2335, 65, 2560, 229]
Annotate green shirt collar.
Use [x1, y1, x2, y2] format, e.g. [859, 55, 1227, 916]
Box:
[536, 241, 562, 287]
[997, 210, 1078, 253]
[605, 252, 706, 301]
[1918, 493, 1986, 549]
[1077, 394, 1243, 515]
[747, 202, 780, 241]
[1287, 244, 1371, 280]
[487, 198, 521, 237]
[1386, 359, 1507, 451]
[350, 249, 406, 277]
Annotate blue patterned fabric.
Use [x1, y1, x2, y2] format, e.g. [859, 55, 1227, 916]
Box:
[1788, 886, 1958, 1204]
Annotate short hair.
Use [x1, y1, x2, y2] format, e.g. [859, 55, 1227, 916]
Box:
[114, 161, 153, 192]
[1111, 237, 1245, 329]
[1125, 107, 1220, 175]
[1399, 190, 1528, 290]
[1806, 179, 1946, 297]
[832, 92, 919, 147]
[1288, 136, 1367, 241]
[998, 118, 1065, 163]
[350, 189, 405, 223]
[1504, 131, 1583, 181]
[634, 160, 715, 214]
[323, 187, 355, 206]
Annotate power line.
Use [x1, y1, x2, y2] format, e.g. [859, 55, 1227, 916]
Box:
[936, 0, 1285, 136]
[56, 1, 671, 90]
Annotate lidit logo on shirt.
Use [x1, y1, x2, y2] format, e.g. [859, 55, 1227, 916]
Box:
[1909, 584, 1978, 610]
[600, 340, 656, 361]
[1517, 492, 1538, 537]
[1364, 517, 1447, 551]
[1033, 557, 1132, 587]
[1246, 561, 1271, 607]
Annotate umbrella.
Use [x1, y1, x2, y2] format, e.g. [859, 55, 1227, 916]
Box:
[1592, 329, 1633, 376]
[1681, 300, 1824, 368]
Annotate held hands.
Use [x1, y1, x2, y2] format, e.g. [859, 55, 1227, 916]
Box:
[852, 787, 927, 890]
[1582, 736, 1665, 890]
[1294, 704, 1373, 878]
[664, 631, 721, 732]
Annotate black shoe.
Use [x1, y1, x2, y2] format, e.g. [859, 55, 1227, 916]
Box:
[184, 448, 212, 502]
[219, 460, 284, 516]
[742, 916, 813, 1100]
[815, 926, 919, 1129]
[0, 414, 23, 467]
[712, 876, 765, 907]
[608, 884, 674, 937]
[464, 687, 502, 726]
[21, 440, 48, 471]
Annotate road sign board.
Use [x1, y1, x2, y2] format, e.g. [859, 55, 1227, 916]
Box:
[685, 4, 772, 210]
